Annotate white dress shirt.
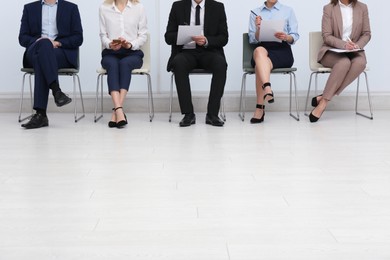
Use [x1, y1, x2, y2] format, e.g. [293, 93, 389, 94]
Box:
[184, 0, 205, 49]
[99, 1, 148, 50]
[339, 1, 353, 41]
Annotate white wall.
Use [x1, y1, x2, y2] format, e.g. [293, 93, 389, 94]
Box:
[0, 0, 387, 95]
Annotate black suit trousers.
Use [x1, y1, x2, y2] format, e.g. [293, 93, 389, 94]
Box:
[171, 48, 227, 116]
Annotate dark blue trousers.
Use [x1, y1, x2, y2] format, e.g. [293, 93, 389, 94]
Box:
[25, 39, 72, 110]
[101, 49, 143, 94]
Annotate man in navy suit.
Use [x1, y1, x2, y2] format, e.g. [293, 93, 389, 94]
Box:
[19, 0, 83, 129]
[165, 0, 228, 127]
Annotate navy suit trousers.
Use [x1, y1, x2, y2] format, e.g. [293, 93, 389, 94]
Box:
[25, 39, 72, 110]
[101, 49, 144, 94]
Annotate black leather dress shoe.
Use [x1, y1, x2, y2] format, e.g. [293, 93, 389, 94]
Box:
[21, 113, 49, 129]
[54, 91, 72, 107]
[179, 113, 196, 127]
[205, 114, 224, 127]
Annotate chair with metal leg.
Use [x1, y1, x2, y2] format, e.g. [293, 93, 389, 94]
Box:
[238, 33, 300, 122]
[94, 34, 154, 122]
[18, 52, 85, 123]
[303, 31, 373, 119]
[169, 69, 226, 122]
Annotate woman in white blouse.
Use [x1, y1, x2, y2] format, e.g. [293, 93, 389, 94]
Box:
[99, 0, 147, 128]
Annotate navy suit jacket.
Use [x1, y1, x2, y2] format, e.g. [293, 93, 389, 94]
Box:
[19, 0, 83, 68]
[164, 0, 228, 72]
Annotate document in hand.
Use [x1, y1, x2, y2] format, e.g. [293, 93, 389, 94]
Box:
[177, 25, 203, 46]
[259, 20, 285, 42]
[329, 48, 364, 53]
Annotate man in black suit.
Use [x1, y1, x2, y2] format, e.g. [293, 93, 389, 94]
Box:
[165, 0, 228, 127]
[18, 0, 83, 129]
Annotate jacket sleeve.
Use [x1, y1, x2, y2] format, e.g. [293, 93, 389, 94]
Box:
[204, 2, 228, 49]
[56, 4, 83, 49]
[322, 5, 345, 49]
[355, 4, 371, 49]
[18, 5, 39, 48]
[164, 2, 180, 46]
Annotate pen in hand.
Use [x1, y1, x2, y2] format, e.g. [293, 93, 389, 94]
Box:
[346, 36, 358, 49]
[251, 10, 261, 19]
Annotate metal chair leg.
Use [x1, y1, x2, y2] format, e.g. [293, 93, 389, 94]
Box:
[94, 73, 104, 123]
[238, 72, 249, 121]
[289, 72, 300, 121]
[18, 73, 34, 123]
[169, 73, 174, 122]
[304, 72, 317, 117]
[74, 74, 85, 122]
[355, 71, 373, 120]
[146, 73, 154, 122]
[220, 96, 226, 122]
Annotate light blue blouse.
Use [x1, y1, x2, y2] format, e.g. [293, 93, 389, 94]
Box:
[248, 1, 299, 45]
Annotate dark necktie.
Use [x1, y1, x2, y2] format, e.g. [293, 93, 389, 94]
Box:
[195, 5, 201, 25]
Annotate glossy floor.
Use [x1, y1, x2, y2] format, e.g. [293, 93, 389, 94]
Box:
[1, 111, 390, 260]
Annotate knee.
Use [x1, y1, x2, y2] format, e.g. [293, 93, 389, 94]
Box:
[336, 58, 351, 69]
[34, 39, 53, 55]
[171, 55, 189, 72]
[102, 57, 118, 70]
[352, 59, 367, 72]
[119, 57, 142, 70]
[253, 47, 268, 60]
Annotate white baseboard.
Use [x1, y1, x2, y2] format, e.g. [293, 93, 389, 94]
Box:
[0, 91, 388, 113]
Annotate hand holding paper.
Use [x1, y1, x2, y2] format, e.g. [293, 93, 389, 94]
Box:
[259, 20, 285, 42]
[177, 25, 203, 47]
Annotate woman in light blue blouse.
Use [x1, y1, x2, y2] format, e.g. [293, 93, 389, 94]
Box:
[248, 0, 299, 123]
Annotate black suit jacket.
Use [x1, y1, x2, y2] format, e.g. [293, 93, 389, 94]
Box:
[19, 0, 83, 68]
[164, 0, 228, 72]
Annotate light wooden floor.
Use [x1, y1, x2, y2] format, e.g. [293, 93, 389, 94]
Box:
[1, 111, 390, 260]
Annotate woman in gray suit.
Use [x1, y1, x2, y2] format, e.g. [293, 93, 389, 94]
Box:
[309, 0, 371, 123]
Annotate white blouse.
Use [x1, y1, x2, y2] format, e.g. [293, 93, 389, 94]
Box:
[99, 1, 148, 50]
[339, 1, 353, 41]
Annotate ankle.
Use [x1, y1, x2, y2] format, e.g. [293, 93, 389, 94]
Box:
[262, 82, 271, 90]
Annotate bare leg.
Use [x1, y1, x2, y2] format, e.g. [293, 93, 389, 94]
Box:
[110, 90, 126, 123]
[311, 97, 329, 119]
[253, 47, 273, 119]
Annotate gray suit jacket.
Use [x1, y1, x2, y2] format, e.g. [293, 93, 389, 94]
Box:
[318, 1, 371, 62]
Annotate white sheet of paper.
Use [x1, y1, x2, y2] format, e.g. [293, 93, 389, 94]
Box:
[177, 25, 203, 46]
[259, 20, 285, 43]
[329, 48, 364, 53]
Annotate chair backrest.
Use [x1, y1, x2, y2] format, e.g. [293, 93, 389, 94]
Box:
[242, 33, 256, 72]
[309, 31, 326, 71]
[136, 33, 150, 72]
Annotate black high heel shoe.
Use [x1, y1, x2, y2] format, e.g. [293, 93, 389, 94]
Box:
[108, 108, 117, 128]
[115, 107, 127, 128]
[250, 104, 265, 124]
[262, 82, 274, 104]
[309, 107, 324, 123]
[311, 94, 323, 107]
[309, 111, 320, 123]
